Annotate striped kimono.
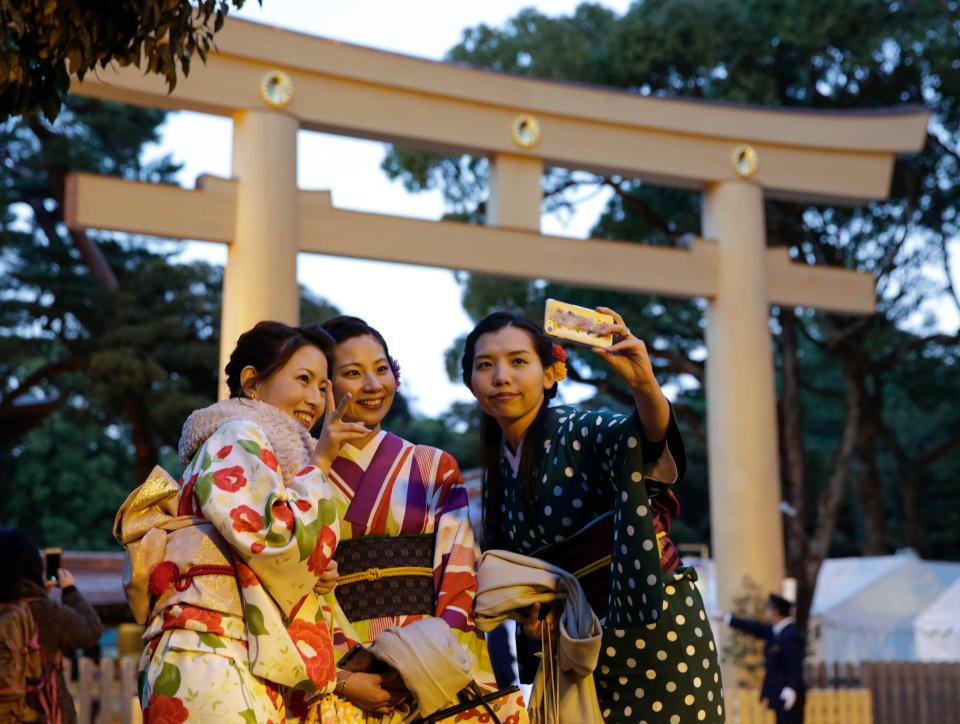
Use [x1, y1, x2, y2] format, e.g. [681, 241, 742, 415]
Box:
[326, 430, 496, 690]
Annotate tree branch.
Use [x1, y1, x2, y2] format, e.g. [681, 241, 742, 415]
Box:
[805, 362, 861, 582]
[0, 357, 88, 411]
[601, 176, 677, 239]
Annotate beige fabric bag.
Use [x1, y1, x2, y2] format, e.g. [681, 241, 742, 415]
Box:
[475, 549, 604, 724]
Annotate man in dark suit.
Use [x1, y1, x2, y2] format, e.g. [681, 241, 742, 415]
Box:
[720, 593, 805, 724]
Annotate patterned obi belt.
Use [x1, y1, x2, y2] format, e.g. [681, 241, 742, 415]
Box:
[532, 510, 679, 617]
[334, 533, 435, 622]
[532, 511, 615, 617]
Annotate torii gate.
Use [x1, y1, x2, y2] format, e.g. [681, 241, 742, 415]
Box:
[64, 18, 927, 679]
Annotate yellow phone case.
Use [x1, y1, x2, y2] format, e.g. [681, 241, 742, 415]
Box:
[543, 299, 614, 348]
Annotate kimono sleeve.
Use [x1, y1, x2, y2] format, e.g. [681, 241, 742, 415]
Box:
[583, 405, 685, 492]
[429, 451, 480, 634]
[429, 451, 496, 687]
[186, 419, 339, 615]
[572, 408, 684, 627]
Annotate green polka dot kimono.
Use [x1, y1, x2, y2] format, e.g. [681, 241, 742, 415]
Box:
[487, 406, 724, 723]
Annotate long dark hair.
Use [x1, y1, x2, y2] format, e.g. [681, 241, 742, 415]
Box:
[224, 321, 334, 398]
[0, 528, 44, 602]
[461, 312, 559, 547]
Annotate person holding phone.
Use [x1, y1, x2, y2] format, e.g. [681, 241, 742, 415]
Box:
[0, 528, 103, 724]
[313, 316, 501, 719]
[133, 321, 368, 723]
[461, 309, 724, 723]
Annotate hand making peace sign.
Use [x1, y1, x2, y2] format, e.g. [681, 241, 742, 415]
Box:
[311, 388, 370, 474]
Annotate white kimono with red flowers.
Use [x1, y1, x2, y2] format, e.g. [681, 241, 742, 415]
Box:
[138, 410, 342, 724]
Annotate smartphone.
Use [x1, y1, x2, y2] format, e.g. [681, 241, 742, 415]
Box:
[544, 299, 614, 348]
[44, 547, 62, 585]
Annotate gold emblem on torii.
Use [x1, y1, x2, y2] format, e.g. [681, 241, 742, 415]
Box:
[732, 144, 760, 178]
[512, 114, 542, 149]
[259, 70, 295, 110]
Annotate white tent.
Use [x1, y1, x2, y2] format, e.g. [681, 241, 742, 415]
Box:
[914, 576, 960, 661]
[810, 550, 960, 663]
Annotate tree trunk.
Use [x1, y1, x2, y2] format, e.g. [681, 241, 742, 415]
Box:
[778, 308, 809, 584]
[126, 398, 161, 486]
[854, 378, 889, 555]
[802, 356, 862, 626]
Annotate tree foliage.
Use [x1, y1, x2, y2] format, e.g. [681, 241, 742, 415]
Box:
[0, 95, 345, 549]
[0, 0, 256, 122]
[385, 0, 960, 625]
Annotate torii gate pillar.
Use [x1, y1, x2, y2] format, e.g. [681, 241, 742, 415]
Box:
[220, 110, 300, 396]
[704, 180, 785, 683]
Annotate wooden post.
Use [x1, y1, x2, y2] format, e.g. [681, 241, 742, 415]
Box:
[703, 179, 785, 686]
[487, 153, 542, 231]
[219, 109, 301, 398]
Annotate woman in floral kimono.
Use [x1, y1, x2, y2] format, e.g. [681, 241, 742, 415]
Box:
[135, 321, 369, 723]
[461, 310, 724, 724]
[315, 316, 499, 715]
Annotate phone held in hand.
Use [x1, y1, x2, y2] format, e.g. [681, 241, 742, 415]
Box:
[544, 298, 614, 348]
[44, 547, 62, 585]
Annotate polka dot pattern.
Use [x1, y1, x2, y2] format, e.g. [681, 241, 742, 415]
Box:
[489, 405, 723, 722]
[596, 570, 725, 723]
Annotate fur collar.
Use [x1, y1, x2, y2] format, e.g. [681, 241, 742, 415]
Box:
[179, 398, 314, 480]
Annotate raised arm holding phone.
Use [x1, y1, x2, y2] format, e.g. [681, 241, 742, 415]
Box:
[464, 305, 725, 724]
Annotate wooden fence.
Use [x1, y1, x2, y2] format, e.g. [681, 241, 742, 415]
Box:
[803, 661, 960, 724]
[727, 688, 873, 724]
[62, 656, 960, 724]
[861, 662, 960, 724]
[64, 656, 141, 724]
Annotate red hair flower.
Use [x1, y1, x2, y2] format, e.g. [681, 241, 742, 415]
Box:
[551, 343, 568, 381]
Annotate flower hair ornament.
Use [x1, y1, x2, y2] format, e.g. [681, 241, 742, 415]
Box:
[551, 343, 568, 382]
[390, 356, 402, 387]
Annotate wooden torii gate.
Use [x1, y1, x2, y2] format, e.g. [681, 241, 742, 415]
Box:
[64, 18, 927, 679]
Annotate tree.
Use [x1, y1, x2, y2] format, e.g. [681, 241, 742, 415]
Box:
[1, 0, 256, 122]
[384, 0, 960, 626]
[0, 94, 348, 551]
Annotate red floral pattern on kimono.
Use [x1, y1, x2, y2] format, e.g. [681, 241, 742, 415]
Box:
[140, 418, 342, 723]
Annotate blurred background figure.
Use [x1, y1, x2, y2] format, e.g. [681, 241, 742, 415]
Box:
[0, 528, 103, 724]
[714, 593, 805, 724]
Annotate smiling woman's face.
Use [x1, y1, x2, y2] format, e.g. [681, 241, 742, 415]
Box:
[330, 334, 397, 432]
[248, 344, 329, 431]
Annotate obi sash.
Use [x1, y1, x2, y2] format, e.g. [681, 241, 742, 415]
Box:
[531, 508, 680, 617]
[334, 533, 435, 621]
[531, 511, 614, 617]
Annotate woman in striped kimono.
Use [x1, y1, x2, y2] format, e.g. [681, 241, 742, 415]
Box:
[312, 316, 499, 719]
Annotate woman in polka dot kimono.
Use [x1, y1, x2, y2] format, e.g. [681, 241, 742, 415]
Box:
[462, 310, 724, 723]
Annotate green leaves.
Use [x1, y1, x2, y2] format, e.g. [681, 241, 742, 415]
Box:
[194, 473, 214, 507]
[0, 0, 255, 122]
[152, 662, 181, 697]
[237, 439, 261, 456]
[196, 632, 226, 649]
[244, 603, 267, 636]
[295, 517, 321, 562]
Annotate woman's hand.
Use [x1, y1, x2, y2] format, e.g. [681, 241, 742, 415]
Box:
[311, 388, 369, 475]
[592, 306, 670, 442]
[341, 671, 409, 715]
[57, 568, 76, 588]
[313, 559, 339, 595]
[522, 602, 558, 641]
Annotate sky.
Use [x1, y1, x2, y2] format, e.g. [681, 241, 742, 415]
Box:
[142, 0, 636, 416]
